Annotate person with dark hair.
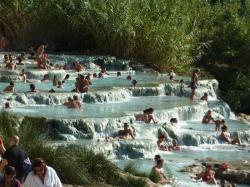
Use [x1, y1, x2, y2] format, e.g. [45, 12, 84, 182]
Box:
[202, 165, 217, 184]
[132, 80, 137, 87]
[3, 81, 15, 92]
[154, 155, 161, 164]
[135, 108, 156, 123]
[36, 43, 48, 59]
[41, 74, 49, 82]
[168, 139, 180, 151]
[23, 158, 62, 187]
[157, 135, 168, 151]
[220, 125, 241, 145]
[0, 166, 22, 187]
[150, 159, 170, 185]
[29, 84, 36, 92]
[202, 110, 215, 124]
[1, 135, 28, 181]
[116, 123, 135, 140]
[93, 73, 97, 78]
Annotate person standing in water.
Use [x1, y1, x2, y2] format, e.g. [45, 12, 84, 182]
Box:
[190, 69, 200, 101]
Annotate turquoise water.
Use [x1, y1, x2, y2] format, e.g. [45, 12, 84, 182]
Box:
[9, 96, 197, 119]
[1, 53, 249, 186]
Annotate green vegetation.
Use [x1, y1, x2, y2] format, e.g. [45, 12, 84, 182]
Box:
[0, 112, 152, 187]
[0, 0, 249, 113]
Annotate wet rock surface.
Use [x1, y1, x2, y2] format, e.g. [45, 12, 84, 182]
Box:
[180, 158, 250, 184]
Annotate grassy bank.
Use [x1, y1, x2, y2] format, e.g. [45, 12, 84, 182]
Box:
[0, 112, 155, 187]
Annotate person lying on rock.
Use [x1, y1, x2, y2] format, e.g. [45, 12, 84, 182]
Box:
[191, 164, 217, 185]
[135, 108, 157, 124]
[202, 110, 215, 124]
[220, 125, 241, 145]
[150, 159, 171, 185]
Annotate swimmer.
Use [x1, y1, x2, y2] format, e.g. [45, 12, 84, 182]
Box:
[202, 110, 215, 124]
[220, 125, 241, 145]
[201, 93, 208, 101]
[3, 81, 15, 92]
[41, 74, 49, 82]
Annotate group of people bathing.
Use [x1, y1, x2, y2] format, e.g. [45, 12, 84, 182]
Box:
[0, 135, 62, 187]
[202, 110, 241, 145]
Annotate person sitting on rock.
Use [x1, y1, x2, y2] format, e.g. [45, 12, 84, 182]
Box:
[201, 93, 208, 101]
[220, 125, 241, 145]
[16, 57, 24, 65]
[77, 75, 89, 93]
[168, 139, 180, 151]
[202, 164, 217, 185]
[85, 75, 92, 85]
[157, 135, 168, 151]
[135, 108, 156, 124]
[169, 70, 176, 80]
[202, 110, 215, 124]
[41, 74, 49, 82]
[3, 81, 15, 92]
[114, 123, 135, 140]
[20, 69, 27, 82]
[150, 159, 171, 185]
[215, 119, 225, 131]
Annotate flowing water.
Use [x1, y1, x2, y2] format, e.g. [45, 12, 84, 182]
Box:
[0, 53, 249, 186]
